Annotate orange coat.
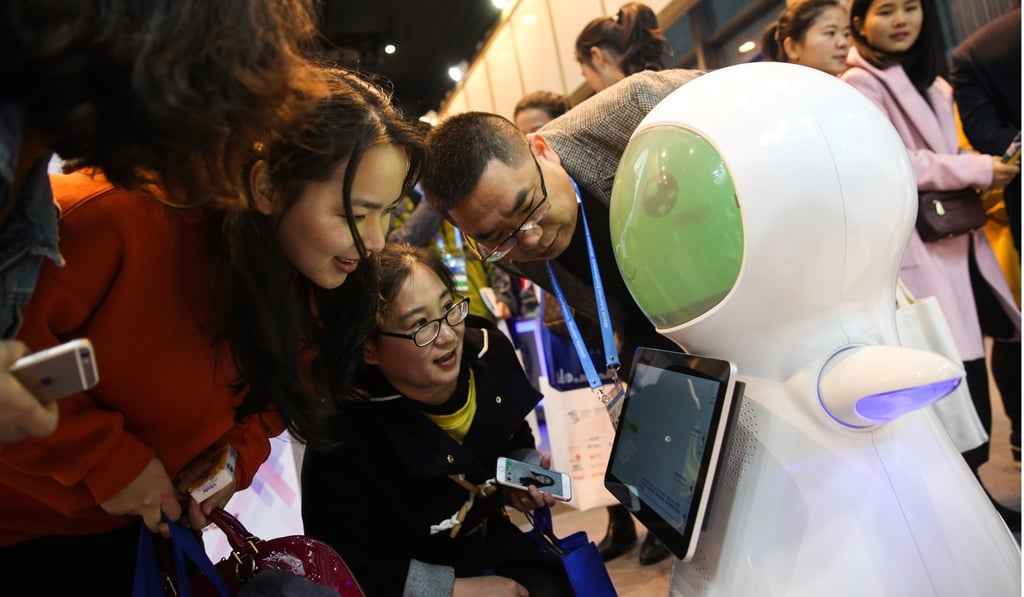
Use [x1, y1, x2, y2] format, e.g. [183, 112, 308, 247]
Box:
[0, 172, 283, 545]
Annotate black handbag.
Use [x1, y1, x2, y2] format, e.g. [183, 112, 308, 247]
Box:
[916, 188, 987, 242]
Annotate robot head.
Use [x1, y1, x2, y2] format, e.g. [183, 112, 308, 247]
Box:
[610, 62, 916, 379]
[611, 126, 743, 328]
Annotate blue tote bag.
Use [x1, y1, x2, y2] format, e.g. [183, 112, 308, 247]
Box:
[525, 506, 618, 597]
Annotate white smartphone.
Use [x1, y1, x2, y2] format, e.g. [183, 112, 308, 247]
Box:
[495, 456, 572, 502]
[10, 338, 99, 403]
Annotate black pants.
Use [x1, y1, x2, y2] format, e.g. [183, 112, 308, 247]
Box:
[962, 358, 994, 470]
[0, 523, 140, 594]
[991, 340, 1021, 452]
[1004, 176, 1020, 255]
[963, 245, 1022, 468]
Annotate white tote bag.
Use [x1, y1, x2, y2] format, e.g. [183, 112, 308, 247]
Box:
[538, 377, 619, 512]
[895, 279, 988, 451]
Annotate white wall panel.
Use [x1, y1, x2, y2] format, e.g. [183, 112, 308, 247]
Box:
[443, 88, 469, 118]
[441, 0, 683, 118]
[510, 0, 566, 100]
[463, 60, 495, 114]
[548, 0, 606, 94]
[483, 26, 525, 120]
[643, 0, 673, 13]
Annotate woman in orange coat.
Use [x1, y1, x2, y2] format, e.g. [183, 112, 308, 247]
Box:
[0, 65, 425, 592]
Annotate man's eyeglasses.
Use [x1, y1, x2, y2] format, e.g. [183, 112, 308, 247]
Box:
[378, 297, 471, 347]
[468, 151, 549, 263]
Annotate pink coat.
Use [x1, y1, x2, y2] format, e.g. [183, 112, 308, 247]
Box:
[842, 47, 1020, 361]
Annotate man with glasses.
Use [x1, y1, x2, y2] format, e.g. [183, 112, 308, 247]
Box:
[389, 188, 516, 326]
[422, 68, 702, 566]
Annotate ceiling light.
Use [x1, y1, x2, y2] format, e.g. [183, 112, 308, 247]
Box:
[492, 0, 512, 9]
[738, 41, 756, 53]
[448, 60, 468, 82]
[384, 44, 396, 55]
[419, 110, 439, 126]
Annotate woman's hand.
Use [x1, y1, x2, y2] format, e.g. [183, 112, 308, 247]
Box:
[504, 453, 558, 513]
[454, 576, 529, 597]
[173, 445, 237, 529]
[505, 483, 557, 513]
[0, 340, 59, 446]
[99, 456, 180, 536]
[988, 156, 1020, 191]
[183, 479, 236, 530]
[494, 302, 513, 320]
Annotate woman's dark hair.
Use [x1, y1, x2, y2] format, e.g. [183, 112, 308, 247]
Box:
[514, 91, 573, 121]
[762, 0, 846, 62]
[521, 474, 555, 488]
[575, 2, 669, 75]
[1, 0, 324, 210]
[218, 65, 427, 450]
[372, 243, 457, 332]
[849, 0, 947, 93]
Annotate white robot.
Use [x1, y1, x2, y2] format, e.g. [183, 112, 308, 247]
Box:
[608, 62, 1020, 596]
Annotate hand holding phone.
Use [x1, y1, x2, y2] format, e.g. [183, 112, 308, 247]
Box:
[1002, 132, 1021, 164]
[495, 456, 572, 502]
[10, 338, 99, 403]
[0, 341, 60, 443]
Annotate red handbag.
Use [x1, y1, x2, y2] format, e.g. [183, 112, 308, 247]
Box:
[190, 508, 366, 597]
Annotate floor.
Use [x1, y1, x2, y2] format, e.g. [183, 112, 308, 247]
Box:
[517, 350, 1022, 597]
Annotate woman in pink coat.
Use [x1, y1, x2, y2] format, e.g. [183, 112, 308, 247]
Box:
[841, 0, 1020, 527]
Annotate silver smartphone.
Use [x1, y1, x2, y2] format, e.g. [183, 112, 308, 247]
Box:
[495, 456, 572, 502]
[1003, 132, 1021, 163]
[11, 338, 99, 402]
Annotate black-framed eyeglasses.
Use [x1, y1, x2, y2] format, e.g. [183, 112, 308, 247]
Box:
[377, 297, 471, 347]
[468, 151, 550, 263]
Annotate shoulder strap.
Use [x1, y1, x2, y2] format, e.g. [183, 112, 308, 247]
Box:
[447, 474, 497, 497]
[896, 278, 918, 308]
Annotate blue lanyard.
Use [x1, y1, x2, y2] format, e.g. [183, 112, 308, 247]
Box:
[544, 177, 622, 404]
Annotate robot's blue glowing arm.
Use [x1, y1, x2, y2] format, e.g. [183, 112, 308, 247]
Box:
[817, 345, 964, 429]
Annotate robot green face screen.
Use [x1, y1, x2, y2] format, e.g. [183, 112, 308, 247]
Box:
[610, 125, 743, 329]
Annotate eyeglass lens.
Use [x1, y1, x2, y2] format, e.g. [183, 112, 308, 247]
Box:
[477, 153, 549, 262]
[413, 299, 470, 346]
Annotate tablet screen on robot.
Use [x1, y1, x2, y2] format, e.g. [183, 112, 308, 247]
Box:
[604, 348, 738, 562]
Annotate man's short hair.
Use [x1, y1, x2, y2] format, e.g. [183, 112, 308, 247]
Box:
[422, 112, 532, 214]
[514, 91, 572, 120]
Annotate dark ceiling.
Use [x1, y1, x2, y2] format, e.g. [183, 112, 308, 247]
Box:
[319, 0, 503, 117]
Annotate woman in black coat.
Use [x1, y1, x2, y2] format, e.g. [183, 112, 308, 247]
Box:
[301, 244, 572, 597]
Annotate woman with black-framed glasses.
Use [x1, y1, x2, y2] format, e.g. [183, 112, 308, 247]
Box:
[377, 296, 471, 347]
[301, 243, 574, 597]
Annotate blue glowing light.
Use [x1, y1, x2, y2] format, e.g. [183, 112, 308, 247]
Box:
[854, 378, 962, 422]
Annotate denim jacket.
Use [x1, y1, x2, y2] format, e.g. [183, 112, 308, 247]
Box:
[0, 104, 63, 339]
